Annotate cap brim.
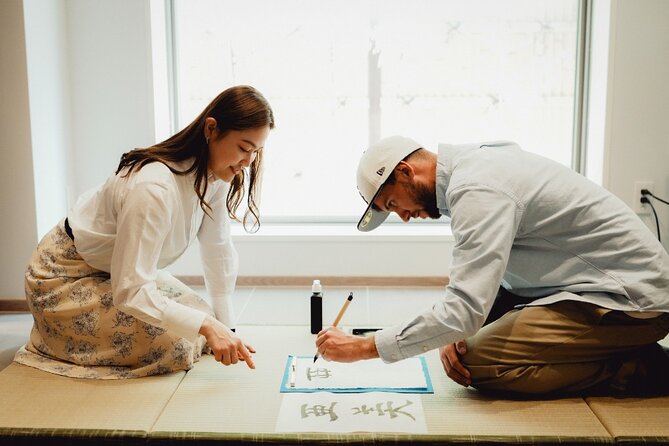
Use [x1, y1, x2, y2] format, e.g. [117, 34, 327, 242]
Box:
[357, 186, 390, 232]
[357, 206, 390, 232]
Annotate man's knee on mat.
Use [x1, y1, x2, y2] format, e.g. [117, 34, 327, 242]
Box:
[465, 362, 607, 396]
[462, 344, 669, 396]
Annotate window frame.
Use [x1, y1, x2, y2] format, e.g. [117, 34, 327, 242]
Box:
[161, 0, 591, 227]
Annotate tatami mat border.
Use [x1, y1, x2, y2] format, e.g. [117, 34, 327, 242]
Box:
[0, 428, 146, 445]
[609, 437, 669, 444]
[149, 431, 614, 444]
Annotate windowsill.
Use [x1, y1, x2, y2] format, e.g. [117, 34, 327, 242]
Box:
[173, 223, 455, 276]
[231, 223, 454, 242]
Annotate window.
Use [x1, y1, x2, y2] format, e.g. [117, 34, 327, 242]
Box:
[171, 0, 581, 222]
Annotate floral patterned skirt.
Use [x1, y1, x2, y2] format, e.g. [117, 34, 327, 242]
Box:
[14, 220, 213, 379]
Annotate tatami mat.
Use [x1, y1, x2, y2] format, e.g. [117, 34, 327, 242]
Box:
[423, 362, 611, 441]
[585, 396, 669, 441]
[151, 326, 312, 437]
[584, 335, 669, 441]
[0, 324, 667, 444]
[0, 362, 185, 440]
[151, 326, 612, 443]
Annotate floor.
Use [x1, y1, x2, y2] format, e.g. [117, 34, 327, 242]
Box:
[0, 285, 445, 370]
[3, 285, 668, 369]
[0, 312, 31, 371]
[1, 286, 668, 444]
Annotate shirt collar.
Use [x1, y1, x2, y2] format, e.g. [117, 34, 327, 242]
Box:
[436, 143, 480, 216]
[436, 144, 455, 215]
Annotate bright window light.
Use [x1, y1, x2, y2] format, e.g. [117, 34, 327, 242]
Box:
[172, 0, 580, 221]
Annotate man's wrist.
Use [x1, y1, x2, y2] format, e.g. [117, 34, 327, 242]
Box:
[362, 335, 379, 359]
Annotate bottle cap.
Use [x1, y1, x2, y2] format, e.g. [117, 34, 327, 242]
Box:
[312, 279, 322, 293]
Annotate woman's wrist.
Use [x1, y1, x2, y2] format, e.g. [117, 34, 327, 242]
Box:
[199, 315, 215, 336]
[199, 316, 235, 336]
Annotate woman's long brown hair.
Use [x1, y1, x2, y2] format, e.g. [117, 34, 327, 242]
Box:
[116, 85, 274, 232]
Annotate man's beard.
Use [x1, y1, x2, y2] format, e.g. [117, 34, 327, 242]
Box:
[403, 181, 441, 219]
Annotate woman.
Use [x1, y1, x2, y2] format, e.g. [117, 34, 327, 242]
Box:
[15, 85, 274, 379]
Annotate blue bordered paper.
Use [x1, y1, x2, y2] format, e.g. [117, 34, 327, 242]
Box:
[280, 355, 433, 393]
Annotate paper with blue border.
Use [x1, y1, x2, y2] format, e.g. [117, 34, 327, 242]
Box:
[280, 355, 433, 393]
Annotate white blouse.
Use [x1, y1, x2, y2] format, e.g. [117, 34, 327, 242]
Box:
[68, 160, 238, 343]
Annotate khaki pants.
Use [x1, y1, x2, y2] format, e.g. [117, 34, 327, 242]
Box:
[462, 299, 669, 396]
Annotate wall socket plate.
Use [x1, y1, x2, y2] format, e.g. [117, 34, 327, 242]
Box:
[634, 181, 654, 213]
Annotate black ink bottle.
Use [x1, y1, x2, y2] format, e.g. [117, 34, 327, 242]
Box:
[310, 279, 323, 334]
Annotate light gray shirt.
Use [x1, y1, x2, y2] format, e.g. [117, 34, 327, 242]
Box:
[375, 141, 669, 362]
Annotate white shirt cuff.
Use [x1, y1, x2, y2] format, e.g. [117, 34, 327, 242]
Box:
[211, 294, 235, 329]
[163, 299, 209, 343]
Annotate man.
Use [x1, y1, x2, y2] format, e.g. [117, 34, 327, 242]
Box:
[316, 136, 669, 396]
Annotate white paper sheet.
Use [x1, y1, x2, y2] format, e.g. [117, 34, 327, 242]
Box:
[286, 356, 429, 391]
[275, 392, 428, 433]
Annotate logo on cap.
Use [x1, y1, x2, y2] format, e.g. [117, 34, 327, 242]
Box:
[360, 209, 373, 227]
[376, 167, 385, 176]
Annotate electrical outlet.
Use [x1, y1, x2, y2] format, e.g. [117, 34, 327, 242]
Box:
[633, 181, 654, 213]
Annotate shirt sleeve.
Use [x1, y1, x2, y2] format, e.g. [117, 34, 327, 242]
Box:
[197, 182, 239, 329]
[375, 184, 524, 362]
[111, 176, 208, 343]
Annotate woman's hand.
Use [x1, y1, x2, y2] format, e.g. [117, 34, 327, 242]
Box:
[199, 316, 256, 369]
[439, 340, 471, 386]
[315, 327, 379, 362]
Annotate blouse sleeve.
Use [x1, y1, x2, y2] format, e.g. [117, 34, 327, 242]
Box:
[110, 176, 208, 342]
[197, 182, 239, 329]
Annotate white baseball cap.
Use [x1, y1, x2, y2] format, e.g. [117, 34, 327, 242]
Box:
[356, 135, 423, 232]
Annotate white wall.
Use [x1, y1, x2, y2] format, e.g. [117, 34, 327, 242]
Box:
[1, 0, 668, 298]
[0, 0, 39, 297]
[0, 0, 158, 298]
[602, 0, 669, 249]
[67, 0, 157, 195]
[23, 0, 71, 238]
